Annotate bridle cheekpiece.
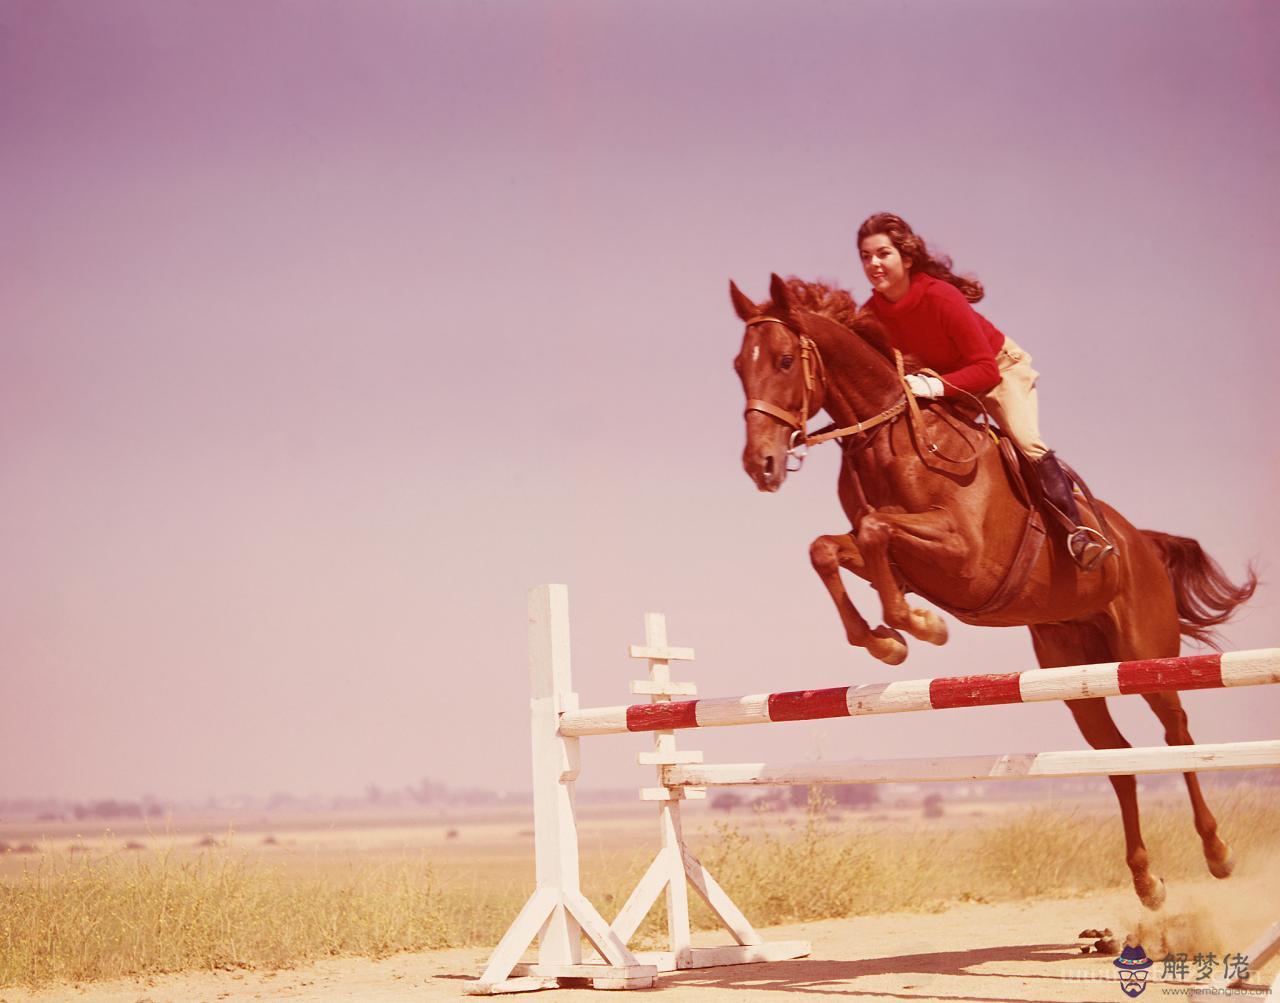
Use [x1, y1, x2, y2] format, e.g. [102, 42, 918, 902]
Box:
[741, 314, 910, 473]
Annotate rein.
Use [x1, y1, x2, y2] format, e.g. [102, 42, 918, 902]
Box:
[742, 314, 964, 472]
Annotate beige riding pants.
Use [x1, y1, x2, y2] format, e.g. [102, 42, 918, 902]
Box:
[983, 336, 1050, 461]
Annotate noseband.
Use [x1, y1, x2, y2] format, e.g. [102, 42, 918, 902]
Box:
[742, 315, 910, 471]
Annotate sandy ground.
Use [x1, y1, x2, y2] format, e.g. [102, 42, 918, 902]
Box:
[5, 871, 1276, 1003]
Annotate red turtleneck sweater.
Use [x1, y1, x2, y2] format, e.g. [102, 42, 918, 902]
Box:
[863, 273, 1004, 398]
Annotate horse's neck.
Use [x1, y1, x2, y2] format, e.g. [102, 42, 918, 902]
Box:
[807, 320, 900, 428]
[805, 316, 992, 491]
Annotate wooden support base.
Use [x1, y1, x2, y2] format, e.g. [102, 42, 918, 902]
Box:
[510, 962, 657, 990]
[635, 941, 812, 972]
[471, 971, 656, 995]
[468, 975, 560, 995]
[467, 884, 660, 995]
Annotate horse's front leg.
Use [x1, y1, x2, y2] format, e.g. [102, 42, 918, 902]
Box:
[856, 509, 969, 648]
[809, 533, 908, 665]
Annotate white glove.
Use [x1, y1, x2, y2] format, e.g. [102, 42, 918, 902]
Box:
[904, 374, 945, 399]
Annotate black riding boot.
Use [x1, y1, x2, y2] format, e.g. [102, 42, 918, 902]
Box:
[1035, 451, 1113, 571]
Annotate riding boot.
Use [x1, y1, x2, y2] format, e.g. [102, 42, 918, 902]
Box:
[1035, 451, 1114, 571]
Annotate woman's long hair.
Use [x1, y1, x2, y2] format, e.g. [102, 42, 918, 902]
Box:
[856, 212, 985, 304]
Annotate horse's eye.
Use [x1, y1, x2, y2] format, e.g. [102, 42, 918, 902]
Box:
[780, 355, 794, 370]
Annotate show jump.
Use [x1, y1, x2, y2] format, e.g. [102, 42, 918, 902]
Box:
[469, 585, 1280, 995]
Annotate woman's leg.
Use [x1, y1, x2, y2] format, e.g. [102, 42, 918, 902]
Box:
[985, 338, 1113, 570]
[984, 336, 1049, 459]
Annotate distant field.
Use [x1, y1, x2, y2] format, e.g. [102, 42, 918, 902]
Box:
[2, 785, 1277, 989]
[0, 792, 1056, 881]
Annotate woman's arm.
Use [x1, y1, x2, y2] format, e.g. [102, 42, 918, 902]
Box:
[927, 287, 1001, 397]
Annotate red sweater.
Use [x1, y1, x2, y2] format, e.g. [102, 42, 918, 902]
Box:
[863, 273, 1004, 398]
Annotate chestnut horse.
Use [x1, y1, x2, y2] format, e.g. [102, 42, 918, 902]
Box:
[731, 273, 1257, 909]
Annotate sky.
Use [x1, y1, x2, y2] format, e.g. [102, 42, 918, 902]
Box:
[3, 0, 1277, 802]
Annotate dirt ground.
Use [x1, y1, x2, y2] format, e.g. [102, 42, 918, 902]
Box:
[5, 869, 1276, 1003]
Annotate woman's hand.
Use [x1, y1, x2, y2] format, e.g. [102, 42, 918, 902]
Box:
[904, 374, 945, 399]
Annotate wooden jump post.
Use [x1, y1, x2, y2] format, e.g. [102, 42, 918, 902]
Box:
[470, 584, 807, 995]
[470, 585, 1280, 995]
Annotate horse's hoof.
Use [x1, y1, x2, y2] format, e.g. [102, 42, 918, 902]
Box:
[1208, 848, 1235, 880]
[1137, 875, 1166, 911]
[868, 627, 907, 666]
[905, 609, 947, 645]
[918, 611, 948, 646]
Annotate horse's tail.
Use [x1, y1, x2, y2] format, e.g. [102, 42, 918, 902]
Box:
[1141, 530, 1259, 649]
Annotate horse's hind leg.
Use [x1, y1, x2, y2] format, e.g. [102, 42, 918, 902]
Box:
[810, 532, 907, 665]
[1140, 690, 1234, 879]
[1032, 622, 1166, 910]
[1064, 698, 1166, 909]
[1101, 541, 1235, 882]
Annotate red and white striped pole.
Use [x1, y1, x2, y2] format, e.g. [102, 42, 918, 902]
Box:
[559, 649, 1280, 738]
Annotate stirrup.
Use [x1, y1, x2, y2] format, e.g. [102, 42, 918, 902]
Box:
[1068, 526, 1115, 572]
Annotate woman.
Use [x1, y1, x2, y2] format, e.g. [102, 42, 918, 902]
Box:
[856, 211, 1111, 571]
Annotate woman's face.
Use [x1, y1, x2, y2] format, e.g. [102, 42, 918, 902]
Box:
[859, 233, 911, 301]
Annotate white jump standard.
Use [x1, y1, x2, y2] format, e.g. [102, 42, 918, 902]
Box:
[470, 585, 808, 995]
[470, 585, 1280, 995]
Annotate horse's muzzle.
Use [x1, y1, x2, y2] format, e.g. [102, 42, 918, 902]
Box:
[744, 448, 786, 492]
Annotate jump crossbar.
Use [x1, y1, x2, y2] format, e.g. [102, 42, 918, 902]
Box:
[664, 739, 1280, 788]
[559, 648, 1280, 737]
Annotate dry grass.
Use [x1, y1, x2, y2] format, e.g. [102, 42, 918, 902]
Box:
[3, 788, 1277, 989]
[690, 787, 1280, 926]
[0, 850, 527, 987]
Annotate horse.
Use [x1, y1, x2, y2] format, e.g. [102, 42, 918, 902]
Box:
[730, 273, 1258, 909]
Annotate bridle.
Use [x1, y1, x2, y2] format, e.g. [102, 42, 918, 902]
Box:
[742, 315, 911, 472]
[742, 316, 824, 470]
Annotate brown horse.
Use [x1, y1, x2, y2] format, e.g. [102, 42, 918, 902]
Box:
[731, 273, 1257, 909]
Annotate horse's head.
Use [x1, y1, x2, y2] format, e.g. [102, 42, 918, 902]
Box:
[730, 273, 823, 492]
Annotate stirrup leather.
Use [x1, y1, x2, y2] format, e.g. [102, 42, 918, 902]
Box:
[1068, 525, 1115, 572]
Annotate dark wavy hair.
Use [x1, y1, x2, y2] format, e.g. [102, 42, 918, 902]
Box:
[856, 212, 984, 304]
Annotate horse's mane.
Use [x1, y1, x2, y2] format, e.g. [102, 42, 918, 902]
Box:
[763, 277, 897, 363]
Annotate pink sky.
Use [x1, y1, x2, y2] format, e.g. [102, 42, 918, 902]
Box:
[2, 1, 1277, 801]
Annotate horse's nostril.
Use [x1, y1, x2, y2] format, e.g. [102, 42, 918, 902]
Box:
[763, 455, 774, 478]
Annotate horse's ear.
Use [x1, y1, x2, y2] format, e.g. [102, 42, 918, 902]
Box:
[729, 280, 759, 321]
[768, 273, 799, 324]
[769, 273, 789, 306]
